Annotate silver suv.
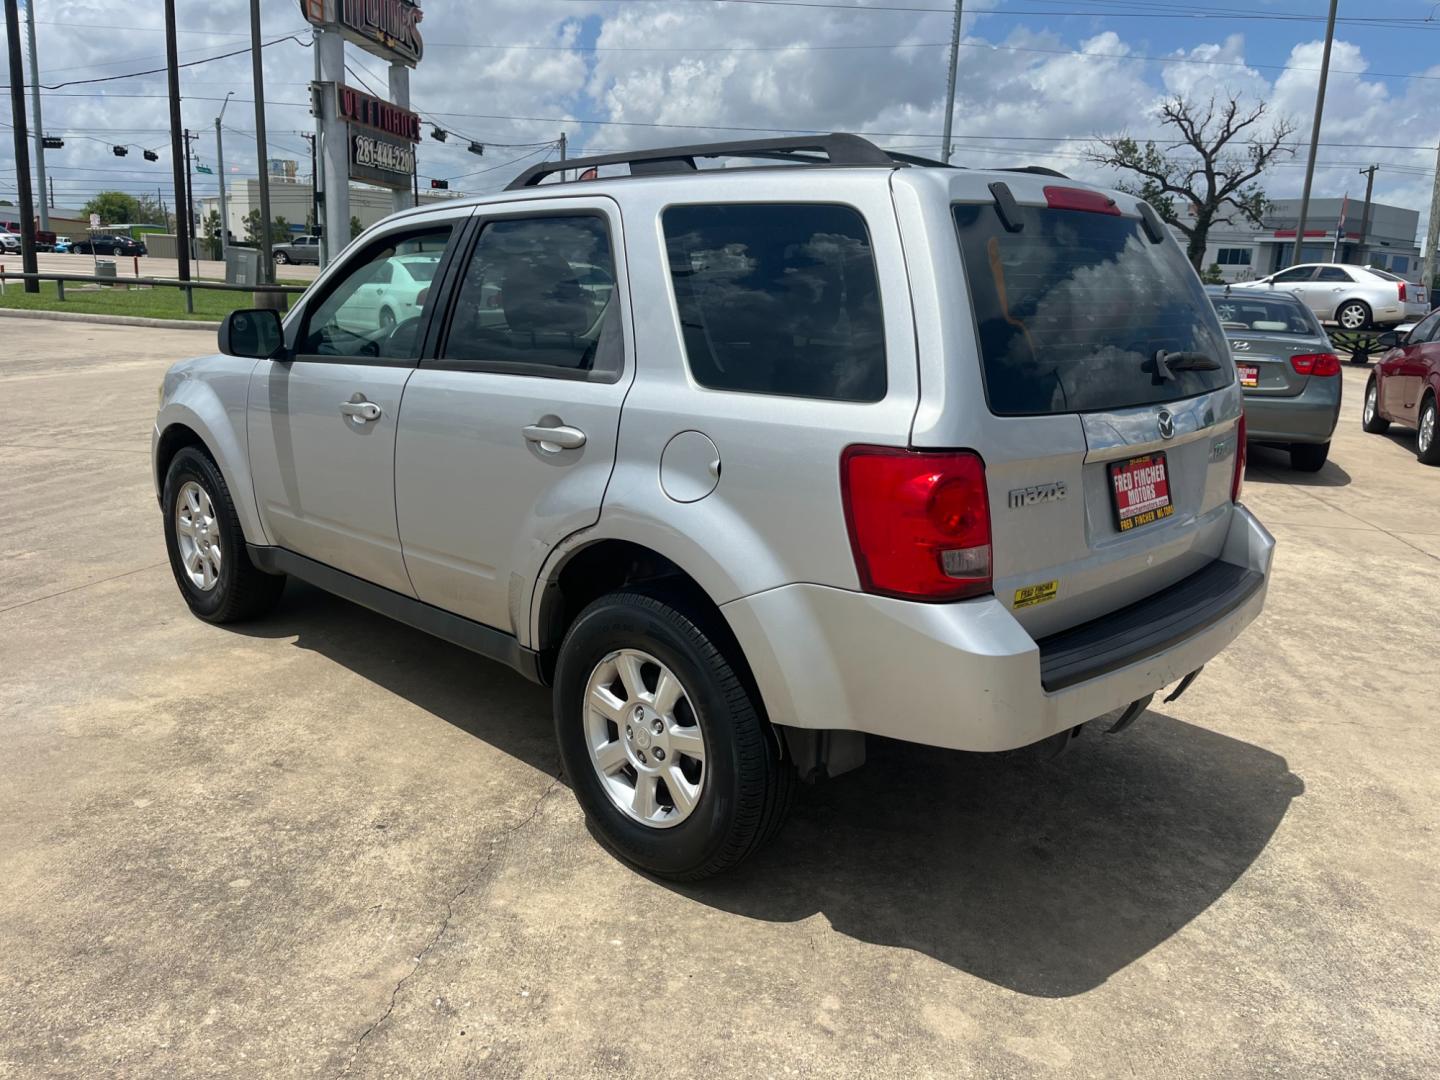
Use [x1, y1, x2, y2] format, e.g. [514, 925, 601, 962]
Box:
[153, 134, 1273, 879]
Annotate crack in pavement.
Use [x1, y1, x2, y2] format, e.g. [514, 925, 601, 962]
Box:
[335, 771, 564, 1079]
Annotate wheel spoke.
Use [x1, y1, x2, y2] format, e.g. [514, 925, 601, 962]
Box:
[200, 558, 215, 589]
[592, 738, 628, 776]
[652, 669, 683, 715]
[589, 684, 628, 725]
[668, 725, 705, 761]
[209, 543, 222, 568]
[664, 766, 699, 816]
[615, 652, 646, 703]
[176, 515, 195, 537]
[631, 772, 659, 819]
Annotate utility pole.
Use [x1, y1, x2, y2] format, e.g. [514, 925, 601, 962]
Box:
[941, 0, 964, 163]
[559, 131, 567, 183]
[250, 0, 274, 281]
[23, 0, 46, 231]
[1423, 144, 1440, 292]
[1292, 0, 1338, 267]
[183, 128, 198, 263]
[301, 132, 317, 233]
[1355, 165, 1377, 267]
[215, 91, 234, 262]
[164, 0, 191, 289]
[5, 0, 39, 292]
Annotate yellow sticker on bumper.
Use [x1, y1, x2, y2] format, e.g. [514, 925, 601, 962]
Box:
[1013, 580, 1059, 609]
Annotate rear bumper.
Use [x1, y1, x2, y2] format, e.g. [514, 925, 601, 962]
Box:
[1243, 379, 1342, 444]
[722, 506, 1274, 753]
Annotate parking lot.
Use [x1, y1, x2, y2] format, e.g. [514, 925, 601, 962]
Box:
[1, 318, 1436, 1077]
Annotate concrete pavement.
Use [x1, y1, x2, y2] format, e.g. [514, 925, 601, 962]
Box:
[1, 320, 1436, 1077]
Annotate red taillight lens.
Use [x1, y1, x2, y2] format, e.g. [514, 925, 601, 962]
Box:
[840, 446, 992, 602]
[1290, 352, 1341, 376]
[1043, 185, 1121, 216]
[1231, 413, 1247, 503]
[1398, 282, 1408, 302]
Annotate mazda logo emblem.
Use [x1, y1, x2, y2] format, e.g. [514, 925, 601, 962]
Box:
[1158, 410, 1176, 440]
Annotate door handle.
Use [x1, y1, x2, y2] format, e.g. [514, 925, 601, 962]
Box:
[523, 421, 587, 452]
[340, 399, 382, 423]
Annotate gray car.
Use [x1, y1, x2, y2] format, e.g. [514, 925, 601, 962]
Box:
[1208, 286, 1342, 471]
[152, 134, 1273, 878]
[272, 234, 321, 265]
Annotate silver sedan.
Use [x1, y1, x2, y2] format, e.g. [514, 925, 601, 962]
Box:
[1231, 263, 1427, 330]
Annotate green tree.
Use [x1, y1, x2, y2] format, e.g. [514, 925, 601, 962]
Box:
[201, 210, 223, 259]
[135, 194, 167, 226]
[1088, 94, 1295, 271]
[242, 209, 262, 244]
[350, 215, 363, 240]
[1200, 263, 1226, 285]
[271, 215, 290, 243]
[82, 191, 143, 226]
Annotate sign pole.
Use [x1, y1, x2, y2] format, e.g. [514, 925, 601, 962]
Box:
[317, 26, 350, 264]
[388, 60, 414, 212]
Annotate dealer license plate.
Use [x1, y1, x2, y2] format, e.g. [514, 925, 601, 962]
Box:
[1238, 363, 1259, 388]
[1109, 452, 1174, 533]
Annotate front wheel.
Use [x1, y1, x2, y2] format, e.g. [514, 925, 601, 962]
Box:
[553, 590, 795, 880]
[1362, 379, 1390, 434]
[162, 447, 285, 623]
[1336, 300, 1371, 331]
[1418, 395, 1440, 466]
[1290, 441, 1330, 472]
[273, 251, 289, 265]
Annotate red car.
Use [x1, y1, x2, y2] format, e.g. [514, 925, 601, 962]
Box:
[1364, 312, 1440, 465]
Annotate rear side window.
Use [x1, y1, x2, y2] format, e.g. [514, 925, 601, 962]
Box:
[1315, 267, 1352, 282]
[953, 202, 1231, 416]
[662, 203, 886, 402]
[1211, 294, 1320, 337]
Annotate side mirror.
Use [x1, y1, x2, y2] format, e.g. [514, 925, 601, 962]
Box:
[1374, 330, 1400, 350]
[218, 308, 284, 359]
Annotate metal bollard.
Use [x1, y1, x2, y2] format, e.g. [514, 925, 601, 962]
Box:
[57, 277, 65, 301]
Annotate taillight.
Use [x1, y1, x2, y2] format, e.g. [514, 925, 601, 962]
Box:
[1043, 185, 1121, 216]
[1290, 353, 1341, 376]
[840, 447, 992, 602]
[1398, 282, 1408, 303]
[1232, 413, 1247, 504]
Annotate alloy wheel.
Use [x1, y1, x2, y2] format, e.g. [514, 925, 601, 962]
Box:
[175, 480, 222, 591]
[1338, 304, 1366, 330]
[1422, 403, 1436, 455]
[1364, 385, 1377, 425]
[583, 649, 706, 829]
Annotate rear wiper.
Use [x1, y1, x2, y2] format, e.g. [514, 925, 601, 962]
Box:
[1153, 349, 1221, 381]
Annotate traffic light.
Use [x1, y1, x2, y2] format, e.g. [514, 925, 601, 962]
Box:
[42, 136, 63, 149]
[143, 149, 159, 162]
[430, 127, 447, 142]
[112, 145, 128, 157]
[430, 178, 449, 190]
[467, 141, 484, 156]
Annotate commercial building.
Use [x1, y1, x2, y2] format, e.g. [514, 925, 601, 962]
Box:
[198, 178, 455, 242]
[1188, 197, 1421, 283]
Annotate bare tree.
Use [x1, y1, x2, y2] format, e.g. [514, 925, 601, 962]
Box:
[1088, 94, 1296, 271]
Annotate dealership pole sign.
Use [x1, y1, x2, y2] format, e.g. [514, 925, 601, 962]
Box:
[300, 0, 424, 67]
[338, 84, 420, 189]
[338, 84, 421, 143]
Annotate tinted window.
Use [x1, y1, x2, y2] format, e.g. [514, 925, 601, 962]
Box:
[402, 258, 437, 282]
[1315, 267, 1353, 282]
[1367, 267, 1403, 282]
[300, 227, 451, 359]
[662, 204, 886, 402]
[444, 215, 621, 376]
[1211, 294, 1319, 336]
[953, 203, 1232, 416]
[1409, 310, 1440, 343]
[1273, 267, 1314, 283]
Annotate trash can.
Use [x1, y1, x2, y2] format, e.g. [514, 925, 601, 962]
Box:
[94, 259, 117, 282]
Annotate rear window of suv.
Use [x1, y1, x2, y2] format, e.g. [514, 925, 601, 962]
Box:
[953, 201, 1232, 416]
[662, 203, 886, 402]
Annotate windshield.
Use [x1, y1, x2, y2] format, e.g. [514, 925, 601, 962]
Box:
[1210, 294, 1320, 337]
[1365, 267, 1403, 282]
[953, 202, 1232, 415]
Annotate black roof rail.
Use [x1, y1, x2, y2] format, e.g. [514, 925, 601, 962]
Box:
[998, 165, 1070, 179]
[505, 132, 897, 190]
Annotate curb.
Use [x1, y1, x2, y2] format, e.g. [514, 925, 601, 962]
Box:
[0, 308, 220, 332]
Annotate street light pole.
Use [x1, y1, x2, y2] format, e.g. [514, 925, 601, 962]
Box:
[1292, 0, 1338, 267]
[941, 0, 965, 163]
[5, 0, 39, 292]
[23, 0, 47, 232]
[164, 0, 191, 291]
[215, 91, 234, 263]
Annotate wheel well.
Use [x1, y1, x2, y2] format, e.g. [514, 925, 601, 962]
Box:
[154, 423, 208, 497]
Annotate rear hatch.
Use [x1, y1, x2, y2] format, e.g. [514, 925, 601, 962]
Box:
[1213, 292, 1328, 397]
[914, 178, 1243, 639]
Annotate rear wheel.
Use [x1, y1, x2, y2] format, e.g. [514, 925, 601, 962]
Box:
[1290, 441, 1330, 472]
[1418, 394, 1440, 466]
[1336, 300, 1371, 331]
[162, 447, 285, 623]
[1362, 379, 1390, 434]
[273, 250, 289, 265]
[553, 590, 795, 880]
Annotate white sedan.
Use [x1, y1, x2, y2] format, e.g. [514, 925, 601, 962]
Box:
[1232, 263, 1427, 331]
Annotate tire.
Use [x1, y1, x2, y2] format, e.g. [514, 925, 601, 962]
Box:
[378, 307, 396, 333]
[1362, 379, 1390, 434]
[1418, 394, 1440, 466]
[553, 590, 796, 880]
[1289, 441, 1330, 472]
[1336, 300, 1371, 331]
[273, 251, 289, 265]
[161, 446, 285, 624]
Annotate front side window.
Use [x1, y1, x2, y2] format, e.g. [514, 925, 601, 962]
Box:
[662, 203, 886, 402]
[443, 214, 621, 376]
[300, 227, 451, 359]
[1273, 266, 1314, 284]
[1408, 310, 1440, 344]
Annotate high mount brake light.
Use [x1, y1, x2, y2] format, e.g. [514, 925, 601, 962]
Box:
[840, 447, 992, 602]
[1043, 186, 1121, 216]
[1290, 353, 1341, 377]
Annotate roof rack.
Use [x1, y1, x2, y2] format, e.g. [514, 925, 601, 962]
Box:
[505, 133, 897, 190]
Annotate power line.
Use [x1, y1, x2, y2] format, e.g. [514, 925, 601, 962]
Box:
[0, 34, 309, 92]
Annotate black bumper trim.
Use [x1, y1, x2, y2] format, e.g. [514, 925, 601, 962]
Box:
[1036, 560, 1263, 692]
